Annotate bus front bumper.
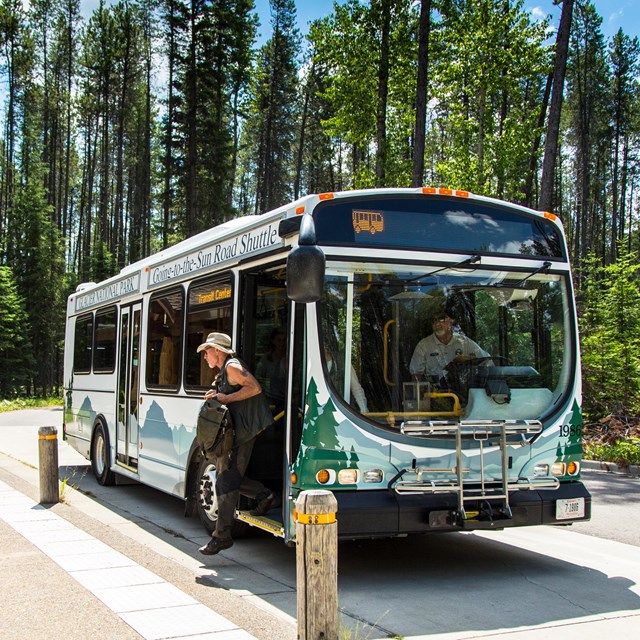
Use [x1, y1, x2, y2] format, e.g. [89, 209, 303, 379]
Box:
[332, 481, 591, 539]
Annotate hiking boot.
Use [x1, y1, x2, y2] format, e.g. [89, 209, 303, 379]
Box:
[198, 537, 233, 556]
[250, 491, 275, 516]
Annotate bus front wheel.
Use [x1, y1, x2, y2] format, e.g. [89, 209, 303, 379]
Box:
[91, 422, 115, 486]
[196, 457, 219, 534]
[195, 455, 249, 537]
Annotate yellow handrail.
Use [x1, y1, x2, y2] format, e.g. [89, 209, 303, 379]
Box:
[365, 392, 463, 426]
[383, 319, 396, 386]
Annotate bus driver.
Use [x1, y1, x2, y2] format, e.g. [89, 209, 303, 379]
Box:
[409, 310, 490, 386]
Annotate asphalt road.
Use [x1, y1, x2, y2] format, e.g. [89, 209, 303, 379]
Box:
[2, 407, 640, 640]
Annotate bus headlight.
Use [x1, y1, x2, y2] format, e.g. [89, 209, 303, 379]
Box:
[338, 469, 359, 484]
[533, 463, 549, 477]
[363, 469, 384, 483]
[551, 462, 566, 476]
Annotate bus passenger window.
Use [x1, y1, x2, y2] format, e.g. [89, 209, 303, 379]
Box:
[94, 307, 117, 372]
[185, 276, 233, 389]
[146, 288, 184, 389]
[73, 314, 93, 373]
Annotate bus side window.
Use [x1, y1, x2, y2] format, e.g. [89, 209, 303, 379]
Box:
[94, 307, 117, 373]
[184, 275, 233, 390]
[146, 288, 184, 389]
[73, 313, 93, 374]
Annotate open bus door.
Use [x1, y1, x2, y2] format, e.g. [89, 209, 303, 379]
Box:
[235, 272, 289, 538]
[116, 303, 141, 471]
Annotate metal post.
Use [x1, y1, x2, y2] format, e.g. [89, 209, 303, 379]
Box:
[296, 489, 338, 640]
[38, 426, 59, 504]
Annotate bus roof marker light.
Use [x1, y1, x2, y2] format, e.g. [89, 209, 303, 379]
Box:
[295, 206, 305, 215]
[454, 190, 469, 198]
[319, 192, 334, 200]
[544, 211, 557, 221]
[422, 187, 437, 194]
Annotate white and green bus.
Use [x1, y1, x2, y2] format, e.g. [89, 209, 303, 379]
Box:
[63, 187, 590, 543]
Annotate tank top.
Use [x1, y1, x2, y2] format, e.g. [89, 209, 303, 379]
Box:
[216, 356, 273, 445]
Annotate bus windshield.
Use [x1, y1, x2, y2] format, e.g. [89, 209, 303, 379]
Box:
[319, 262, 573, 427]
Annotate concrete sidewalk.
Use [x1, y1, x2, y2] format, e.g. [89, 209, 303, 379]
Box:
[0, 444, 296, 640]
[0, 478, 255, 640]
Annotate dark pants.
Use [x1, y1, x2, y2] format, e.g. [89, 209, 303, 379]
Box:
[213, 436, 267, 540]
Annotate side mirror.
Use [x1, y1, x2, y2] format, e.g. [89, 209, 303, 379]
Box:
[286, 215, 325, 303]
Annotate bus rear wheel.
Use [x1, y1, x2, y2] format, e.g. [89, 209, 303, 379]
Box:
[91, 422, 115, 486]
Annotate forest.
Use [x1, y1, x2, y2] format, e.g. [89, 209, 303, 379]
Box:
[0, 0, 639, 426]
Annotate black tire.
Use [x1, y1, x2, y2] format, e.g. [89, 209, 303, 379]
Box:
[195, 455, 248, 537]
[91, 422, 116, 486]
[196, 456, 219, 534]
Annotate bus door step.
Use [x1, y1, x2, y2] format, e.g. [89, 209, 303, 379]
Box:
[236, 510, 285, 538]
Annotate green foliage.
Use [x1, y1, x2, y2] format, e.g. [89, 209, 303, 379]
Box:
[0, 395, 63, 412]
[0, 267, 35, 396]
[584, 438, 640, 466]
[241, 0, 300, 213]
[579, 250, 640, 419]
[432, 0, 550, 198]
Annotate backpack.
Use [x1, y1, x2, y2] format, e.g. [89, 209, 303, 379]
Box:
[196, 398, 233, 457]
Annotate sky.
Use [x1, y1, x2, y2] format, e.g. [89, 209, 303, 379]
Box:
[253, 0, 640, 42]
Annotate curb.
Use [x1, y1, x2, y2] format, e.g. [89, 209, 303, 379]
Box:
[582, 459, 640, 477]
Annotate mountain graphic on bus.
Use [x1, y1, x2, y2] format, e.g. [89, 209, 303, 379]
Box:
[352, 210, 384, 234]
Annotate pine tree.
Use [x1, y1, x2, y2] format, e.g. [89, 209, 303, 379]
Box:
[0, 266, 34, 396]
[250, 0, 300, 214]
[564, 0, 610, 266]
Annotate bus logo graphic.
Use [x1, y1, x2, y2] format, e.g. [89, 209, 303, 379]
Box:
[352, 210, 384, 234]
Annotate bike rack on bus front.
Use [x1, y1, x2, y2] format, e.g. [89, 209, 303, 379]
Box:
[389, 419, 560, 521]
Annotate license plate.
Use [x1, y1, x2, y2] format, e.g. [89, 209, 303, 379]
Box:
[556, 497, 585, 520]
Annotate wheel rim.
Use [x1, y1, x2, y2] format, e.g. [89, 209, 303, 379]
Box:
[198, 463, 219, 522]
[94, 431, 106, 476]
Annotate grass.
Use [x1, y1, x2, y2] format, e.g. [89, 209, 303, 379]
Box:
[338, 612, 401, 640]
[0, 396, 63, 413]
[584, 437, 640, 467]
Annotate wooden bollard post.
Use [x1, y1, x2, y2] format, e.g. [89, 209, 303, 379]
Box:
[295, 489, 338, 640]
[38, 426, 59, 504]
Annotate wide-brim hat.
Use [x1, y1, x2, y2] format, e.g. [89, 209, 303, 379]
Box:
[197, 332, 235, 354]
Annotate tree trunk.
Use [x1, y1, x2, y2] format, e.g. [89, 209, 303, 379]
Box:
[539, 0, 574, 212]
[412, 0, 431, 188]
[375, 0, 391, 186]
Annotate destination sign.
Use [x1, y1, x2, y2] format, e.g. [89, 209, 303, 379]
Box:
[196, 286, 233, 305]
[147, 221, 282, 288]
[75, 272, 141, 312]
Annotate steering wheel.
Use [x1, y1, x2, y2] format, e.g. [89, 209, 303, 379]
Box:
[443, 356, 505, 404]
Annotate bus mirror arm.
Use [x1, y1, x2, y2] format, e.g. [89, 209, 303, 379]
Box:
[286, 215, 326, 303]
[298, 213, 317, 245]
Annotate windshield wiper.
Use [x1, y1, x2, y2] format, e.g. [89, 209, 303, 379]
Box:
[516, 261, 552, 285]
[406, 254, 481, 284]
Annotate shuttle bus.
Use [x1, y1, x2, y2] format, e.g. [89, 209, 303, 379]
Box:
[63, 187, 590, 543]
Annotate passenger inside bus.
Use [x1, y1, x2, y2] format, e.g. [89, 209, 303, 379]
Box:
[325, 347, 369, 413]
[255, 327, 287, 411]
